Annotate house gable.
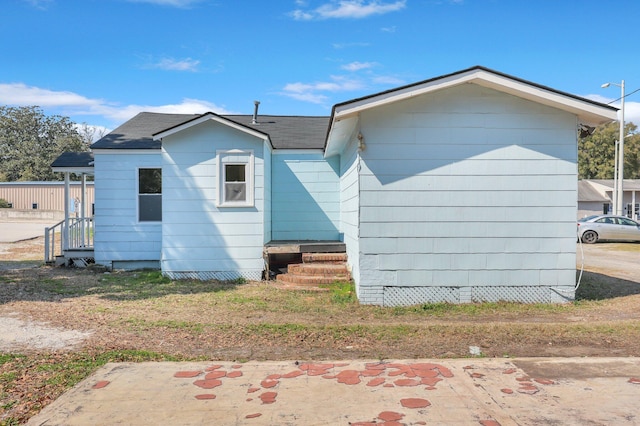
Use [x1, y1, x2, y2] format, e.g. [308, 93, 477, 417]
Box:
[325, 66, 618, 157]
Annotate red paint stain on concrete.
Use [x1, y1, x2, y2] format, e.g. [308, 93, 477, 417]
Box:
[479, 420, 501, 426]
[205, 371, 226, 379]
[259, 391, 278, 404]
[92, 381, 110, 389]
[384, 383, 395, 388]
[629, 377, 640, 384]
[518, 384, 540, 395]
[299, 363, 334, 371]
[366, 377, 386, 387]
[413, 369, 438, 378]
[245, 413, 262, 419]
[232, 364, 243, 369]
[266, 374, 281, 380]
[365, 362, 386, 370]
[247, 387, 260, 393]
[360, 369, 384, 377]
[501, 388, 514, 394]
[350, 422, 377, 426]
[336, 370, 361, 385]
[534, 378, 555, 385]
[174, 371, 201, 378]
[463, 365, 474, 370]
[420, 377, 442, 386]
[378, 411, 404, 421]
[516, 376, 531, 382]
[470, 372, 485, 378]
[261, 379, 279, 389]
[227, 371, 243, 378]
[394, 378, 421, 387]
[205, 365, 223, 371]
[193, 379, 223, 389]
[400, 398, 431, 409]
[282, 370, 303, 378]
[195, 394, 216, 400]
[503, 368, 517, 374]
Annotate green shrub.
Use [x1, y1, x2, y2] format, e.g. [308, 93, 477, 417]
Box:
[0, 198, 10, 208]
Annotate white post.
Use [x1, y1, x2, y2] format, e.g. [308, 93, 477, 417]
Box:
[81, 173, 86, 246]
[616, 80, 625, 216]
[613, 139, 618, 214]
[63, 172, 70, 251]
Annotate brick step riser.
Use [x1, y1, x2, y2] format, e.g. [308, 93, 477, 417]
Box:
[302, 253, 347, 264]
[287, 264, 350, 275]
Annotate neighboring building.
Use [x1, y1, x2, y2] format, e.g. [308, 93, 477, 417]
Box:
[53, 66, 617, 305]
[0, 180, 94, 215]
[578, 179, 640, 220]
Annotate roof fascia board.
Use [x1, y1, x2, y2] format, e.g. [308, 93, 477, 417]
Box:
[153, 113, 270, 143]
[51, 167, 94, 174]
[333, 68, 617, 124]
[272, 149, 324, 155]
[91, 149, 160, 155]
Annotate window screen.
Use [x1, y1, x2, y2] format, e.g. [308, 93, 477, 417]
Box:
[139, 168, 162, 222]
[224, 164, 246, 202]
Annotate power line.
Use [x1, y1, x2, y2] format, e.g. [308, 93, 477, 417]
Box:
[607, 87, 640, 105]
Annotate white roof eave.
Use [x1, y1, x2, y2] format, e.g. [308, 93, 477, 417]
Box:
[333, 68, 618, 126]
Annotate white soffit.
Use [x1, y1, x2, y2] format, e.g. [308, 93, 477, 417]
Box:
[333, 68, 617, 126]
[325, 116, 358, 158]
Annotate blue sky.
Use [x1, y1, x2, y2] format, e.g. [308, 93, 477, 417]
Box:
[2, 0, 640, 134]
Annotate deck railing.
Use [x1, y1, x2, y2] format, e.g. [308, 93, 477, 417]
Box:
[45, 217, 94, 263]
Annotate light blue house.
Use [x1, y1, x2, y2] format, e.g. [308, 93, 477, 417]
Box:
[54, 66, 617, 305]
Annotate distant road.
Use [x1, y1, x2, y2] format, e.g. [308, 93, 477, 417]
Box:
[0, 221, 56, 243]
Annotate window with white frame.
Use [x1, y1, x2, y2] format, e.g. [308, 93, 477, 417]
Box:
[217, 150, 254, 207]
[138, 168, 162, 222]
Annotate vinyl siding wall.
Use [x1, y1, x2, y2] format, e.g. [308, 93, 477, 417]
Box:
[355, 84, 578, 305]
[93, 151, 162, 268]
[338, 137, 362, 296]
[271, 152, 340, 241]
[160, 121, 266, 280]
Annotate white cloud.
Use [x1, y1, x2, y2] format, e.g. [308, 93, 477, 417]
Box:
[22, 0, 53, 10]
[291, 0, 406, 20]
[125, 0, 203, 7]
[381, 25, 396, 32]
[281, 75, 367, 104]
[151, 57, 200, 72]
[332, 41, 370, 49]
[341, 61, 377, 72]
[584, 94, 640, 127]
[0, 83, 100, 107]
[371, 75, 405, 85]
[0, 82, 232, 127]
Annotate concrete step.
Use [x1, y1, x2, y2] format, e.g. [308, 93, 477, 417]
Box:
[302, 252, 347, 264]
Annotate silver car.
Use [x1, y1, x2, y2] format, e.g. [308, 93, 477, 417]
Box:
[577, 215, 640, 244]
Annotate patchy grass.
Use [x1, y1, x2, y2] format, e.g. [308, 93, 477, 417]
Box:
[2, 259, 640, 424]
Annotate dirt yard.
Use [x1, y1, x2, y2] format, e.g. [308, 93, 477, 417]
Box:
[1, 237, 640, 359]
[2, 237, 640, 424]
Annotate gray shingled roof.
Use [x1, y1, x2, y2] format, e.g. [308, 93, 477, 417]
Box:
[50, 151, 94, 168]
[91, 112, 330, 150]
